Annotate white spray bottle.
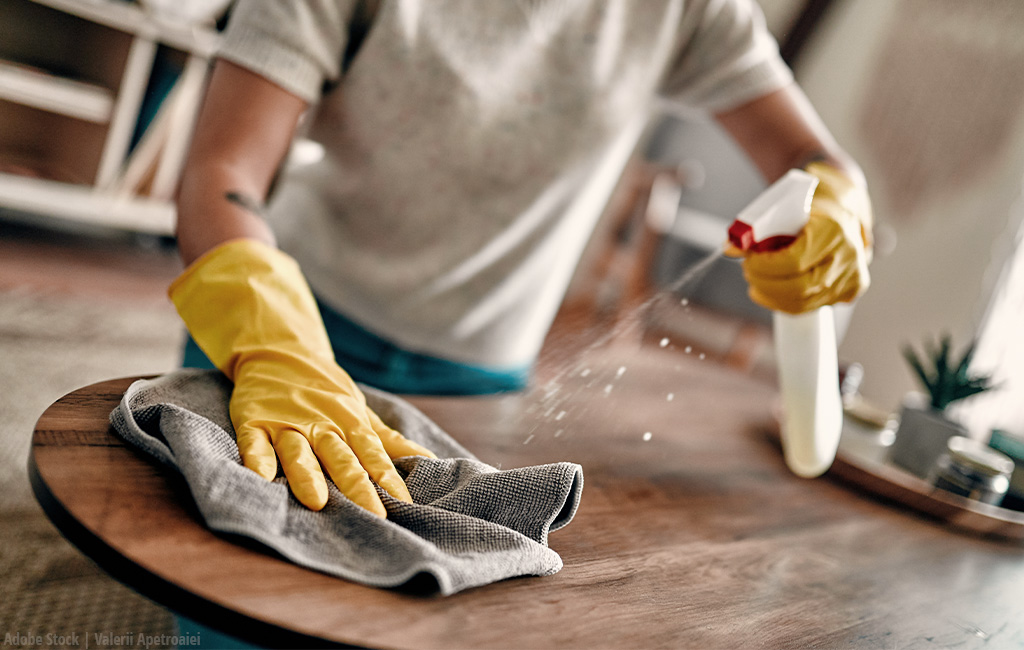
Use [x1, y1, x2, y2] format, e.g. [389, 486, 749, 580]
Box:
[727, 169, 843, 478]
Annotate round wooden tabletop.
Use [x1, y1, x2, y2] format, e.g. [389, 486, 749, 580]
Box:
[29, 347, 1024, 649]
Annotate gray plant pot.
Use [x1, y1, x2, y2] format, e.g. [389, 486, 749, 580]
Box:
[889, 402, 969, 479]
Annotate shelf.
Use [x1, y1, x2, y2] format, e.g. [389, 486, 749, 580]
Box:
[30, 0, 221, 57]
[0, 0, 221, 235]
[0, 172, 174, 234]
[0, 59, 114, 123]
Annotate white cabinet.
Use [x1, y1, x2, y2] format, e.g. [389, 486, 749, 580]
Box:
[0, 0, 222, 234]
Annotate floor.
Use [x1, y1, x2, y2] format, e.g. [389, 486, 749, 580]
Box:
[0, 215, 185, 648]
[0, 215, 183, 304]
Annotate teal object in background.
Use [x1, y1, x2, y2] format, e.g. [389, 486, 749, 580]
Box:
[989, 429, 1024, 511]
[129, 52, 182, 154]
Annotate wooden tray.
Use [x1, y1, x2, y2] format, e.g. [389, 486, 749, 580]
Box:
[826, 424, 1024, 542]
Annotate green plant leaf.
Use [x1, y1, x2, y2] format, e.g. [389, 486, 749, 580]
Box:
[936, 335, 952, 409]
[901, 334, 997, 411]
[951, 384, 987, 403]
[954, 339, 977, 384]
[902, 345, 932, 393]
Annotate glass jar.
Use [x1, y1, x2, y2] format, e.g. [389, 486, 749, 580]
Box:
[929, 436, 1014, 506]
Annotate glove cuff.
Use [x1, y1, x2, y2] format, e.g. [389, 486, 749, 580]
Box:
[803, 161, 874, 258]
[169, 239, 334, 378]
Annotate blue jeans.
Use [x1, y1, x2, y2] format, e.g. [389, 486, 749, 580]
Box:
[176, 297, 530, 648]
[182, 297, 530, 395]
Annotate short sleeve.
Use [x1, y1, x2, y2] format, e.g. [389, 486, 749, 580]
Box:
[660, 0, 794, 113]
[217, 0, 358, 103]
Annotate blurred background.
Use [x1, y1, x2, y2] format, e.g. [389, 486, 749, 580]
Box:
[1, 0, 1023, 646]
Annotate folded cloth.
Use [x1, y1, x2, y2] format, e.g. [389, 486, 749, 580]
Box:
[109, 369, 583, 595]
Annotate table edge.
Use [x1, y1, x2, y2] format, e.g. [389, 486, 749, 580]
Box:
[28, 377, 356, 650]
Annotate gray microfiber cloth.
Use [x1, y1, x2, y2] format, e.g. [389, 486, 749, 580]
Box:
[109, 369, 583, 596]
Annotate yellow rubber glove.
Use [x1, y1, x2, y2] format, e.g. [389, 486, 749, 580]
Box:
[727, 161, 873, 314]
[169, 239, 436, 515]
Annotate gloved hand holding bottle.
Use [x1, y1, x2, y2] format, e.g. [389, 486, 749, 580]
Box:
[728, 161, 873, 313]
[169, 238, 436, 515]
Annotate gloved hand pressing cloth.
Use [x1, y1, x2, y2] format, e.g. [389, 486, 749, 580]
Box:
[130, 239, 583, 593]
[168, 238, 435, 515]
[110, 370, 583, 594]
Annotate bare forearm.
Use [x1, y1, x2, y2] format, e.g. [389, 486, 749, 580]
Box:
[174, 60, 308, 266]
[175, 162, 278, 265]
[715, 83, 865, 188]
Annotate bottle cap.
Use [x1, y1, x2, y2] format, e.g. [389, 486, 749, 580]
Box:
[947, 436, 1015, 477]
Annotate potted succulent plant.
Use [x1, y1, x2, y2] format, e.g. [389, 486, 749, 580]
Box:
[889, 334, 998, 478]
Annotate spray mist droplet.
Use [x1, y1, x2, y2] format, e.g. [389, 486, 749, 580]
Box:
[659, 337, 670, 348]
[616, 366, 626, 378]
[684, 346, 693, 354]
[642, 432, 653, 442]
[698, 353, 706, 360]
[604, 384, 613, 396]
[680, 298, 689, 307]
[667, 393, 674, 401]
[523, 434, 535, 445]
[580, 368, 591, 377]
[555, 410, 566, 421]
[554, 429, 564, 437]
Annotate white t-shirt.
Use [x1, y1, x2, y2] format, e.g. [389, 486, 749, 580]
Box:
[218, 0, 793, 369]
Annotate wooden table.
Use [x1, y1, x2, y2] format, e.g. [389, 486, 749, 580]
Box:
[29, 347, 1024, 649]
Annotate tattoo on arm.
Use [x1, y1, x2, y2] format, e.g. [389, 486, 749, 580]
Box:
[795, 151, 831, 170]
[225, 191, 267, 218]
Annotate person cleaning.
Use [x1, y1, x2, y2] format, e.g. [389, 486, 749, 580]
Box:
[172, 0, 872, 517]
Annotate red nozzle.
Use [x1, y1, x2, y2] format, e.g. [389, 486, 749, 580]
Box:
[728, 220, 798, 253]
[728, 221, 755, 251]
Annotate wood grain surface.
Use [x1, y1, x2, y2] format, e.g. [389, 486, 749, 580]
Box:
[29, 348, 1024, 649]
